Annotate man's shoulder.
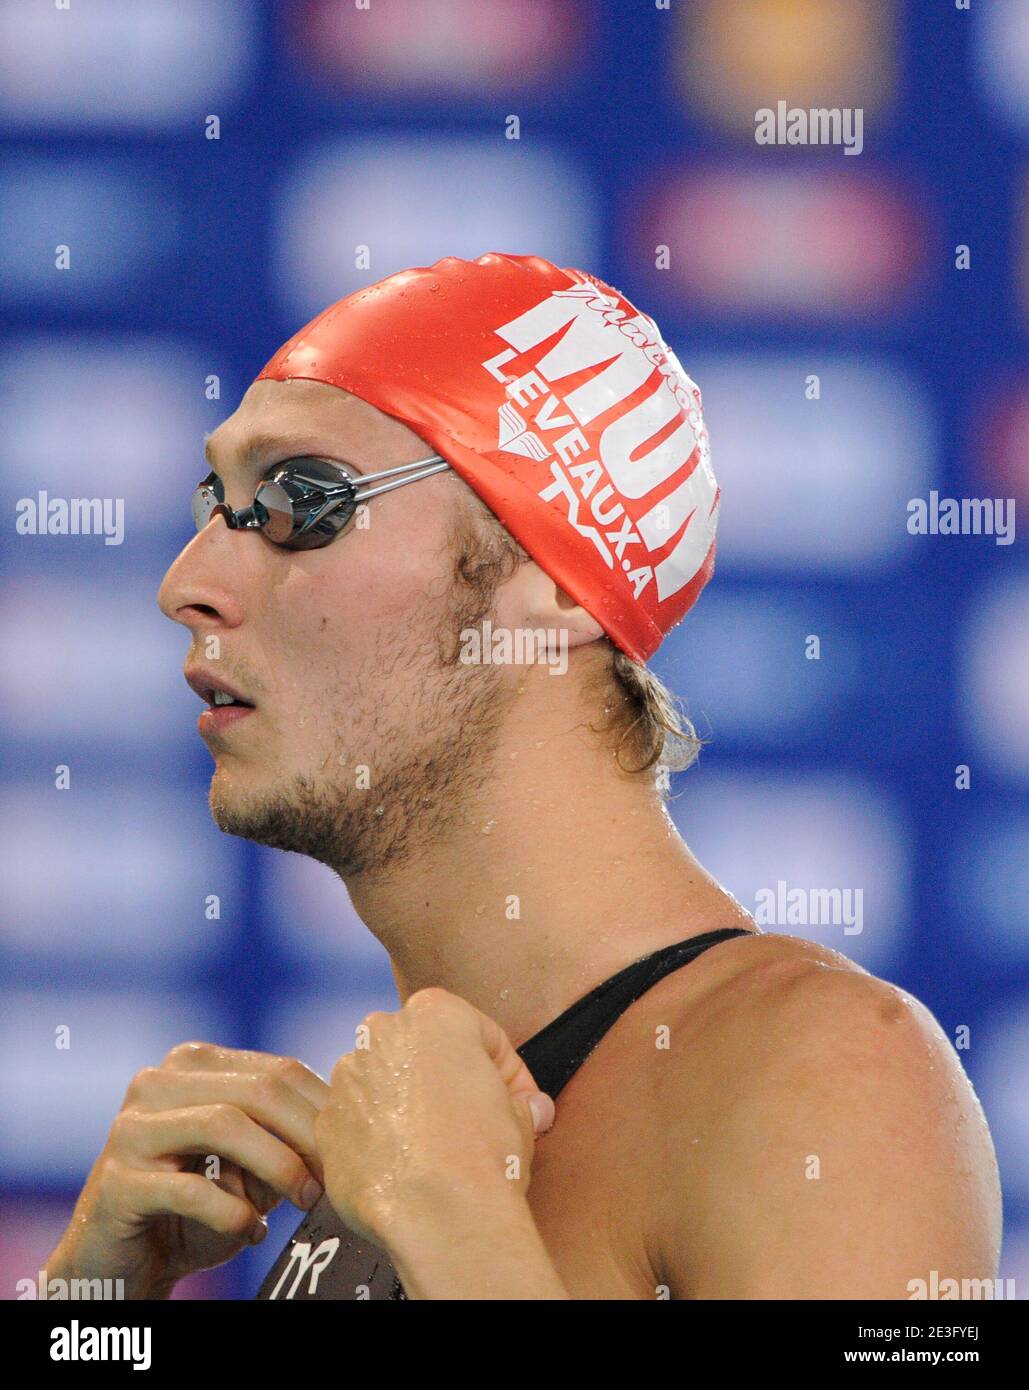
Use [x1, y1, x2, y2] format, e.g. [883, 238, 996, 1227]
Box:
[641, 931, 1002, 1296]
[662, 928, 943, 1098]
[640, 925, 977, 1217]
[625, 929, 886, 1179]
[659, 928, 874, 1047]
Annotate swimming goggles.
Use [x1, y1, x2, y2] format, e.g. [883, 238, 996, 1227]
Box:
[191, 453, 451, 550]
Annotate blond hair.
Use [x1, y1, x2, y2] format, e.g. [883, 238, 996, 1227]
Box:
[447, 486, 706, 781]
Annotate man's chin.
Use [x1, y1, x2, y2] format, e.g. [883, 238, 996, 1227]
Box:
[206, 775, 351, 870]
[208, 779, 286, 846]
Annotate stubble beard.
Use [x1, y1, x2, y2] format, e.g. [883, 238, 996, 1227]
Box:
[207, 589, 510, 880]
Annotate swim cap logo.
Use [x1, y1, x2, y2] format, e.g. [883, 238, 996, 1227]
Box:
[481, 278, 718, 604]
[497, 400, 551, 462]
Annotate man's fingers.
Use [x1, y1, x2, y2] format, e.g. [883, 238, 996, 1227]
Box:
[156, 1044, 330, 1112]
[116, 1105, 322, 1212]
[117, 1165, 266, 1244]
[473, 1008, 548, 1103]
[408, 991, 553, 1120]
[422, 994, 554, 1132]
[124, 1066, 326, 1186]
[190, 1158, 279, 1217]
[524, 1091, 556, 1134]
[474, 1012, 555, 1136]
[193, 1155, 245, 1200]
[241, 1167, 284, 1217]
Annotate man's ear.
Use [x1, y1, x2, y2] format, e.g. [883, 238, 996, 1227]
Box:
[553, 580, 605, 647]
[494, 559, 604, 648]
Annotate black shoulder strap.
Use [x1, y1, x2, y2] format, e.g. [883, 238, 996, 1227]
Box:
[515, 927, 755, 1099]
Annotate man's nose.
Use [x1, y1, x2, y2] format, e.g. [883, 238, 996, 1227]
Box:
[157, 515, 246, 632]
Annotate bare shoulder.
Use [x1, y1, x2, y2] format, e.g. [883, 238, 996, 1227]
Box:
[674, 927, 963, 1071]
[647, 928, 872, 1048]
[643, 930, 1003, 1299]
[706, 925, 874, 986]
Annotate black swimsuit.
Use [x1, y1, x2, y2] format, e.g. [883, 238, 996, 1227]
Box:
[254, 926, 755, 1300]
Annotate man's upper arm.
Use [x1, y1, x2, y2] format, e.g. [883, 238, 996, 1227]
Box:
[653, 959, 1003, 1300]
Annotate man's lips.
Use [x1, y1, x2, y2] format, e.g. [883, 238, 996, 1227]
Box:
[184, 667, 257, 736]
[197, 702, 255, 736]
[184, 667, 256, 709]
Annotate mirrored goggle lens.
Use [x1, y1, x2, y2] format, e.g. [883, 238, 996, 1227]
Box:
[254, 462, 359, 548]
[191, 482, 224, 531]
[252, 480, 298, 543]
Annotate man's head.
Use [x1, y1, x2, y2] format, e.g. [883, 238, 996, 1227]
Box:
[158, 254, 714, 878]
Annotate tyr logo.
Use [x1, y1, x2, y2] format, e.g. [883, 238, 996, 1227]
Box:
[267, 1237, 340, 1299]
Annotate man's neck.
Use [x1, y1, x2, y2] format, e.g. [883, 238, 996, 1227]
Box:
[344, 683, 753, 1048]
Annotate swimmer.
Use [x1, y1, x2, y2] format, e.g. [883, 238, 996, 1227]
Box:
[45, 254, 1001, 1299]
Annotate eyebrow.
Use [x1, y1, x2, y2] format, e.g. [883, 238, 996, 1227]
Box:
[203, 431, 363, 475]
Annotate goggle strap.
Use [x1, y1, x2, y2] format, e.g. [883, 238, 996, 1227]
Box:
[352, 458, 450, 504]
[294, 461, 447, 537]
[263, 454, 449, 522]
[351, 453, 448, 490]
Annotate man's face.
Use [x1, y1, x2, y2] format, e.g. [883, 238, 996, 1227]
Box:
[158, 377, 510, 877]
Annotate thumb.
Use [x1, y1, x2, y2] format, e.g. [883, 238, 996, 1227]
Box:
[472, 1005, 557, 1136]
[523, 1090, 556, 1137]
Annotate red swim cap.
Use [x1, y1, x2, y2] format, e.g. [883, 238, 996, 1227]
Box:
[255, 252, 719, 662]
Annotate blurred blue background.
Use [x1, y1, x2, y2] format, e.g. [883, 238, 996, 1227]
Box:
[1, 0, 1026, 1299]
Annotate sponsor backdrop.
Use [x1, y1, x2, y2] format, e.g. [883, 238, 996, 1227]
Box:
[1, 0, 1026, 1299]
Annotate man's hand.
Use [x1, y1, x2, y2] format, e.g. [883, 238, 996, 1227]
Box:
[45, 1043, 329, 1300]
[314, 988, 555, 1251]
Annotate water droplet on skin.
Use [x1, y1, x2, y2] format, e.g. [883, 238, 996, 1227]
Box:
[499, 988, 510, 1000]
[374, 805, 385, 817]
[481, 819, 497, 835]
